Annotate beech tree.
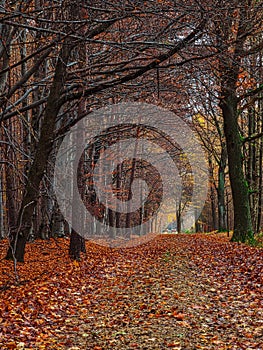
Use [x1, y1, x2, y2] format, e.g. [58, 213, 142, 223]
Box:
[177, 0, 263, 240]
[1, 0, 206, 261]
[1, 0, 262, 263]
[214, 0, 263, 242]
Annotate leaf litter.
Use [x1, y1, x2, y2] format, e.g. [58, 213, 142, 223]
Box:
[0, 233, 262, 349]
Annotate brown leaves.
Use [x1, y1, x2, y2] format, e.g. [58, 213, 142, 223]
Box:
[172, 312, 186, 321]
[0, 234, 262, 349]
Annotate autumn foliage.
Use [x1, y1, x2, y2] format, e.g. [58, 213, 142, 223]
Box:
[0, 234, 262, 349]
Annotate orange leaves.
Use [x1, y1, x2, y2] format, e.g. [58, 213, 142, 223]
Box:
[172, 312, 186, 321]
[166, 342, 181, 348]
[236, 69, 256, 92]
[4, 342, 17, 350]
[72, 259, 80, 267]
[0, 234, 262, 348]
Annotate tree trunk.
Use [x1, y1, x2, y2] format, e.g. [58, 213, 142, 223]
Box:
[69, 229, 86, 261]
[208, 157, 217, 230]
[176, 200, 182, 233]
[221, 95, 253, 242]
[256, 103, 263, 233]
[218, 145, 227, 231]
[69, 122, 86, 259]
[5, 41, 72, 262]
[69, 8, 88, 258]
[217, 2, 254, 243]
[51, 204, 64, 238]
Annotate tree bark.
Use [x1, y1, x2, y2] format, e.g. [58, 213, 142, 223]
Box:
[68, 2, 88, 259]
[69, 229, 86, 261]
[218, 2, 254, 242]
[5, 40, 72, 262]
[218, 145, 227, 231]
[208, 157, 217, 230]
[221, 94, 253, 242]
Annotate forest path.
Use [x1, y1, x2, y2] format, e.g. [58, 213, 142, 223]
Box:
[0, 234, 262, 349]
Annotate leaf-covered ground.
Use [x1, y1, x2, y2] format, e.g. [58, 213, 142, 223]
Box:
[0, 233, 262, 349]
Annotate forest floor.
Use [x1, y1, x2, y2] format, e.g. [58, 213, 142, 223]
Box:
[0, 233, 262, 350]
